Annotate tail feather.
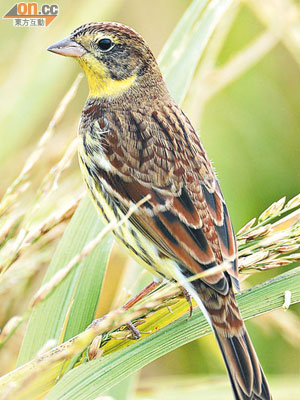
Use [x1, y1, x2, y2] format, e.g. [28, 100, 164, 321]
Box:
[196, 281, 272, 400]
[215, 328, 271, 399]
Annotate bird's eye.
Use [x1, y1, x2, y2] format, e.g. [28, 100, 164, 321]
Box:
[97, 38, 114, 51]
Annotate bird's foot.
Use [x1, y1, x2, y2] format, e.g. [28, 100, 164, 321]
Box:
[125, 321, 142, 340]
[180, 286, 193, 317]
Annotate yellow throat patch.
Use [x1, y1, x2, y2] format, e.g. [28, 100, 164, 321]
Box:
[77, 54, 137, 98]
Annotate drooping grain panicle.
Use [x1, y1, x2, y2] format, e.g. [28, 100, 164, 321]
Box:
[237, 194, 300, 273]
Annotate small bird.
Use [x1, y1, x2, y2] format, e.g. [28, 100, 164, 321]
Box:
[48, 22, 272, 399]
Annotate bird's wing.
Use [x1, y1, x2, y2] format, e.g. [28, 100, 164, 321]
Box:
[93, 102, 238, 294]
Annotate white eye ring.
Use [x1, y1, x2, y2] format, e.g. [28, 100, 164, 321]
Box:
[97, 38, 114, 52]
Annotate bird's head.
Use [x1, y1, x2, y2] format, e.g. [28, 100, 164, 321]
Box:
[48, 22, 163, 99]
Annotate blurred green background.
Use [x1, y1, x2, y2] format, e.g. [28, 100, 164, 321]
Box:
[0, 0, 300, 398]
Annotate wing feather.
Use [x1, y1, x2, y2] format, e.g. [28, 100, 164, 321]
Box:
[86, 102, 239, 293]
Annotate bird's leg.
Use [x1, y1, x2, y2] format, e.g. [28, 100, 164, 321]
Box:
[123, 282, 192, 338]
[180, 286, 193, 317]
[88, 281, 160, 331]
[122, 280, 160, 310]
[122, 280, 160, 339]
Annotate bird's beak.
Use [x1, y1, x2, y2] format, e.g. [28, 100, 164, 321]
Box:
[47, 36, 87, 57]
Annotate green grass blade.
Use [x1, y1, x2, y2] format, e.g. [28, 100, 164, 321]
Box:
[158, 0, 209, 72]
[17, 195, 113, 365]
[1, 267, 299, 400]
[105, 375, 138, 400]
[160, 0, 234, 104]
[45, 267, 300, 400]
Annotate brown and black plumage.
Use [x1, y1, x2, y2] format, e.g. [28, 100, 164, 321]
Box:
[48, 22, 272, 399]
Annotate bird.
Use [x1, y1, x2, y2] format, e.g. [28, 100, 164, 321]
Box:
[48, 22, 272, 400]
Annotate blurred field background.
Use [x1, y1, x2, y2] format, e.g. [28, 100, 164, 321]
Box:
[0, 0, 300, 399]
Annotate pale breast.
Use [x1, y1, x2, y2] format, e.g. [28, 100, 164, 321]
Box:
[77, 119, 172, 281]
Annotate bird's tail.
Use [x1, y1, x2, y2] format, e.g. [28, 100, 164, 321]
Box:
[214, 326, 271, 399]
[197, 283, 272, 400]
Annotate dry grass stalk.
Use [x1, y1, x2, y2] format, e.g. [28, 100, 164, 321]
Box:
[199, 30, 278, 104]
[29, 195, 151, 309]
[249, 0, 300, 65]
[88, 335, 103, 360]
[0, 193, 83, 275]
[0, 316, 23, 343]
[0, 127, 81, 275]
[0, 74, 84, 283]
[0, 74, 83, 218]
[237, 194, 300, 272]
[2, 193, 300, 347]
